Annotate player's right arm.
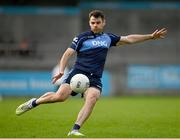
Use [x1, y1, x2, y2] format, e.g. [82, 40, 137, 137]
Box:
[52, 48, 75, 84]
[52, 32, 87, 84]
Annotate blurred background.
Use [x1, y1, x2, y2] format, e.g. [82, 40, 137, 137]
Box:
[0, 0, 180, 97]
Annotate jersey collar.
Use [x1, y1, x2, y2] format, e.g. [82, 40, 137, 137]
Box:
[90, 30, 104, 37]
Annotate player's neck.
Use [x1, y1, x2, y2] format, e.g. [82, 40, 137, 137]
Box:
[91, 30, 103, 34]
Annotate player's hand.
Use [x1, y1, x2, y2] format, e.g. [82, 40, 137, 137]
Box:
[52, 72, 64, 84]
[151, 28, 167, 39]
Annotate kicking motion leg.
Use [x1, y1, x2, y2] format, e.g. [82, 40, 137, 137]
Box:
[16, 84, 72, 115]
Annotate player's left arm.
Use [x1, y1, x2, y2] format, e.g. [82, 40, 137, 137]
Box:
[116, 28, 167, 46]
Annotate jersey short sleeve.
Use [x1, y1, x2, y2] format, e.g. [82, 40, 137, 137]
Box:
[70, 36, 79, 50]
[69, 31, 93, 51]
[107, 33, 121, 47]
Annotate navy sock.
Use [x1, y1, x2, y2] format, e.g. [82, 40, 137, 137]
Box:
[73, 124, 80, 130]
[32, 99, 38, 107]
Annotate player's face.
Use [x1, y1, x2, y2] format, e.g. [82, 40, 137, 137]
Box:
[89, 16, 105, 33]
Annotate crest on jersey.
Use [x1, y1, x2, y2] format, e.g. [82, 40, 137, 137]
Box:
[73, 37, 78, 43]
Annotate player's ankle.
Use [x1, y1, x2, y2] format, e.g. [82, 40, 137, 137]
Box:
[31, 99, 38, 107]
[72, 124, 81, 131]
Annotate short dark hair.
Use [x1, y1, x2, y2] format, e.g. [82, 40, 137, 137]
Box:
[89, 10, 105, 20]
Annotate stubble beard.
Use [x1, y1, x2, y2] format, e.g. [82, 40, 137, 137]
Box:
[91, 28, 103, 34]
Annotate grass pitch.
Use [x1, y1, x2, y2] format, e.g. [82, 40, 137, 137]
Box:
[0, 96, 179, 138]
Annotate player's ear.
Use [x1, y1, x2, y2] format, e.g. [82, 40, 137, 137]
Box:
[89, 20, 91, 26]
[103, 19, 106, 26]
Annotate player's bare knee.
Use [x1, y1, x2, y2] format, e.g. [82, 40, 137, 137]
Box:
[87, 94, 98, 105]
[55, 96, 66, 102]
[55, 92, 67, 102]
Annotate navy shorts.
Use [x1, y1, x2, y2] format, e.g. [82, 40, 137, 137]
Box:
[62, 68, 102, 96]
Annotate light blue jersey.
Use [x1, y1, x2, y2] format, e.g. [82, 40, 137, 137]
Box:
[70, 31, 120, 78]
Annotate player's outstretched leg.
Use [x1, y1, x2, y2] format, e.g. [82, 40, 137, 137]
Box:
[16, 84, 72, 116]
[16, 98, 37, 115]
